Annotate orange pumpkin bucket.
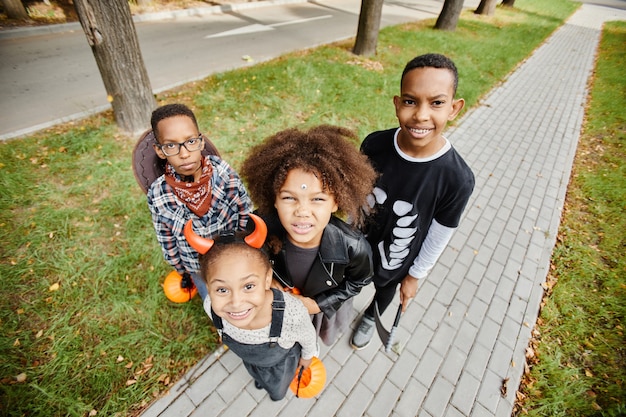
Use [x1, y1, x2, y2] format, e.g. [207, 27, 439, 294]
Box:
[163, 271, 197, 303]
[289, 356, 326, 398]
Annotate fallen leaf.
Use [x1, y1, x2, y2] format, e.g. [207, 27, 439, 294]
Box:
[500, 377, 509, 397]
[126, 379, 137, 386]
[35, 330, 43, 338]
[49, 282, 60, 291]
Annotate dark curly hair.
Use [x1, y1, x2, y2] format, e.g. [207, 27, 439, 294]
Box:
[240, 125, 377, 228]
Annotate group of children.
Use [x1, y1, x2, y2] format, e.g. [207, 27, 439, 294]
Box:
[145, 53, 475, 401]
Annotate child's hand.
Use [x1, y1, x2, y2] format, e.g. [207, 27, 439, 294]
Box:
[299, 357, 312, 369]
[399, 274, 419, 312]
[295, 295, 321, 315]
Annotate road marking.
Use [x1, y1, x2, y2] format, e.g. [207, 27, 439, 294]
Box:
[205, 15, 332, 38]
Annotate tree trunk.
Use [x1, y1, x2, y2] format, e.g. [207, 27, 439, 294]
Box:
[475, 0, 498, 15]
[74, 0, 157, 136]
[2, 0, 30, 20]
[434, 0, 464, 31]
[501, 0, 515, 7]
[352, 0, 384, 57]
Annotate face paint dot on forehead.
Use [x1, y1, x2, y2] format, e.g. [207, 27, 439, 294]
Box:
[301, 184, 307, 189]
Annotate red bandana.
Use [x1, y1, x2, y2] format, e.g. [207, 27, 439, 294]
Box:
[165, 157, 213, 217]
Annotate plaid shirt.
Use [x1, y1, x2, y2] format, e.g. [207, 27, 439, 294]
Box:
[147, 155, 251, 274]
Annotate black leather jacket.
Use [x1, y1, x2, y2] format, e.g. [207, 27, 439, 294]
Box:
[265, 215, 374, 318]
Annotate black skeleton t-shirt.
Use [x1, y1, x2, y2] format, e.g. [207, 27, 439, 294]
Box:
[361, 128, 474, 286]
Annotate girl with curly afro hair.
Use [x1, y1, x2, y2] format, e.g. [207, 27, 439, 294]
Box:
[240, 124, 378, 346]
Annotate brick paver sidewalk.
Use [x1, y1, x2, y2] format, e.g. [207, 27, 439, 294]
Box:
[141, 4, 625, 417]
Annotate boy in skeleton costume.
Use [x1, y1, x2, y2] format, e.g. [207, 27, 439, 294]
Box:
[351, 54, 475, 350]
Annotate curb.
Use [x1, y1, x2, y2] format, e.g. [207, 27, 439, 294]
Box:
[0, 0, 308, 40]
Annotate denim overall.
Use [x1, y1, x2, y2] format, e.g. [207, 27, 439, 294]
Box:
[211, 288, 301, 401]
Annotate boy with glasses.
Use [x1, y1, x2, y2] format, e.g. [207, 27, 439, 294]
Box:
[147, 103, 251, 300]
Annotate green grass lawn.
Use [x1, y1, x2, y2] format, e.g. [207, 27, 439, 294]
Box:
[6, 0, 619, 415]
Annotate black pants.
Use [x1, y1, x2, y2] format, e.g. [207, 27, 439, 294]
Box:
[363, 278, 400, 319]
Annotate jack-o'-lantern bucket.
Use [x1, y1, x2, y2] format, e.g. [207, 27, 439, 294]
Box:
[289, 356, 326, 398]
[163, 271, 197, 303]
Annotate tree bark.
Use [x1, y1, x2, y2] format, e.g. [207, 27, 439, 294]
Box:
[2, 0, 30, 20]
[434, 0, 464, 31]
[352, 0, 384, 57]
[475, 0, 498, 15]
[501, 0, 516, 7]
[74, 0, 157, 136]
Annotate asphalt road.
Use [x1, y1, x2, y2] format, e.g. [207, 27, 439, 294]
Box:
[0, 0, 468, 140]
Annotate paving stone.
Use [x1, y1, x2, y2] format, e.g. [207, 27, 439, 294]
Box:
[332, 353, 368, 396]
[305, 384, 346, 417]
[422, 376, 455, 417]
[393, 378, 428, 417]
[412, 347, 443, 388]
[450, 371, 481, 415]
[186, 361, 229, 404]
[276, 396, 315, 417]
[161, 393, 195, 417]
[366, 379, 403, 417]
[465, 298, 488, 328]
[246, 394, 287, 417]
[190, 392, 227, 417]
[361, 352, 395, 393]
[439, 346, 467, 385]
[465, 342, 491, 382]
[335, 383, 374, 417]
[387, 348, 421, 388]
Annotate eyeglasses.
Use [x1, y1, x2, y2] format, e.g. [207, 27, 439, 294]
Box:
[156, 136, 204, 156]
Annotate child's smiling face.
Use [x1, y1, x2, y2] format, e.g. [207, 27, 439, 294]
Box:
[207, 248, 273, 330]
[274, 168, 338, 249]
[394, 66, 464, 158]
